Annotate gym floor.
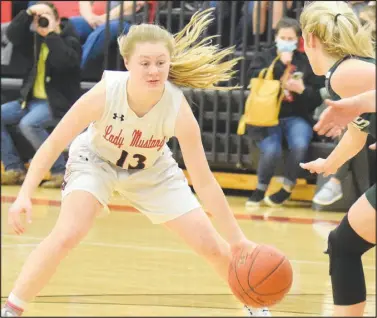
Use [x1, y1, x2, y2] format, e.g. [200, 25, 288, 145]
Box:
[1, 186, 376, 316]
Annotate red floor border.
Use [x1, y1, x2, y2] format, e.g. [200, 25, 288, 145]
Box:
[1, 196, 340, 225]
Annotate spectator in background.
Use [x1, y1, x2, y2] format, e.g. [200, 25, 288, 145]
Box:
[359, 3, 376, 41]
[207, 1, 245, 48]
[69, 1, 145, 69]
[1, 1, 81, 187]
[246, 17, 324, 207]
[252, 1, 293, 40]
[348, 1, 369, 17]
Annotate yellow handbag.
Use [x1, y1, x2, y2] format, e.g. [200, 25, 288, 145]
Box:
[237, 55, 290, 135]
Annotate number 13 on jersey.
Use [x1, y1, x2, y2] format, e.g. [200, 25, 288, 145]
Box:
[116, 150, 147, 169]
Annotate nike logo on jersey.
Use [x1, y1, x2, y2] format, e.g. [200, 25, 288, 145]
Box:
[129, 129, 166, 151]
[103, 125, 125, 148]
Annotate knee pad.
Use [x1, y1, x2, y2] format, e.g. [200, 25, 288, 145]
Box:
[325, 215, 375, 305]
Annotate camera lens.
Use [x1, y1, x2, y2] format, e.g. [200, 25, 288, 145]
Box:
[38, 16, 49, 28]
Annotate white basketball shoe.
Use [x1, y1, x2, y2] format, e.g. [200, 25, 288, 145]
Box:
[244, 305, 272, 316]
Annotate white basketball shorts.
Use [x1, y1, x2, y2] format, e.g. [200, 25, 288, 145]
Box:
[61, 133, 201, 224]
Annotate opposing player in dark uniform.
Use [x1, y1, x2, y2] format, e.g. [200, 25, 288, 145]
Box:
[299, 1, 375, 316]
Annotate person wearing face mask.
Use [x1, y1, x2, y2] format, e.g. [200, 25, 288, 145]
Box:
[246, 17, 324, 207]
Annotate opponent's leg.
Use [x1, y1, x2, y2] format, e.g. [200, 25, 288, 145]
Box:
[326, 192, 375, 317]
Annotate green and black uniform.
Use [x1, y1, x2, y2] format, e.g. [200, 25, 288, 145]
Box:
[326, 55, 376, 209]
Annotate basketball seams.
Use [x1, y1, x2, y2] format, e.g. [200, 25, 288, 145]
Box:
[234, 246, 264, 306]
[246, 246, 261, 291]
[253, 258, 293, 297]
[230, 247, 250, 305]
[252, 255, 286, 289]
[233, 245, 265, 307]
[228, 244, 293, 307]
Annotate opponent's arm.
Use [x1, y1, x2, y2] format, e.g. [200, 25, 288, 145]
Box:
[328, 89, 376, 114]
[301, 60, 375, 175]
[175, 97, 246, 245]
[18, 80, 106, 198]
[314, 90, 376, 135]
[324, 124, 368, 172]
[327, 59, 375, 161]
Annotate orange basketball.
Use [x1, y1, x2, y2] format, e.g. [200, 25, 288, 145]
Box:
[228, 244, 293, 308]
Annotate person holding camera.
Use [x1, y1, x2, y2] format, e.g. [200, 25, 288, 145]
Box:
[245, 17, 324, 207]
[1, 1, 81, 187]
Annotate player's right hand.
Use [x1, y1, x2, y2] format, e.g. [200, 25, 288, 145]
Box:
[231, 239, 258, 256]
[8, 195, 33, 235]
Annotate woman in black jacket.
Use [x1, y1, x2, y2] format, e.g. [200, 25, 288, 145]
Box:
[246, 17, 324, 207]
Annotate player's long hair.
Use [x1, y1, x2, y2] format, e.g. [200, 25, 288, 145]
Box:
[300, 1, 375, 59]
[117, 8, 241, 90]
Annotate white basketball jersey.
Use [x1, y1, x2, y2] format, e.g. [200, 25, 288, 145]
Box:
[86, 70, 183, 170]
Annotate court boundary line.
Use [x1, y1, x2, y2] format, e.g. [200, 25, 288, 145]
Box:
[1, 195, 340, 225]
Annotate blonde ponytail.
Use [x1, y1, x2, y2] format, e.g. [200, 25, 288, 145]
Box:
[118, 8, 242, 91]
[300, 1, 375, 59]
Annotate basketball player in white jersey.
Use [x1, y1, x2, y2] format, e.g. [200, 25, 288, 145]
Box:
[2, 9, 271, 317]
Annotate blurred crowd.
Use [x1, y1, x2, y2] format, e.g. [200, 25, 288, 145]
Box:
[1, 0, 375, 211]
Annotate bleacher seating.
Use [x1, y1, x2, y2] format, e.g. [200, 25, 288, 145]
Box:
[1, 1, 373, 211]
[0, 78, 338, 176]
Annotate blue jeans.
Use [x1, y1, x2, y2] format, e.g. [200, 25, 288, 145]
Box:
[248, 116, 313, 188]
[69, 16, 131, 69]
[1, 99, 66, 174]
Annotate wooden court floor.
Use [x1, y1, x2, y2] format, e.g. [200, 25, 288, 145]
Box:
[1, 186, 376, 317]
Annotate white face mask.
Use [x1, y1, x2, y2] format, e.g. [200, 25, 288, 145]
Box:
[276, 39, 298, 52]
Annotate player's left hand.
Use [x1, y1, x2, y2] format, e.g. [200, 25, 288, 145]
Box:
[299, 158, 338, 177]
[369, 142, 376, 150]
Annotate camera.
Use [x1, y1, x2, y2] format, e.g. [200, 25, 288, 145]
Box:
[37, 16, 49, 28]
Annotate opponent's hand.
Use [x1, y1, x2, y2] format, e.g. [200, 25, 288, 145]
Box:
[8, 195, 33, 235]
[300, 158, 338, 177]
[314, 97, 365, 135]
